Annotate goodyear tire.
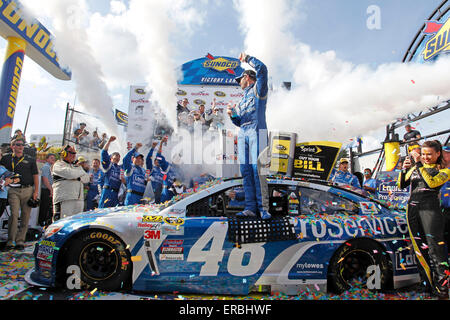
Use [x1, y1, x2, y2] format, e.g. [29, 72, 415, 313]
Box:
[62, 230, 132, 291]
[327, 239, 393, 294]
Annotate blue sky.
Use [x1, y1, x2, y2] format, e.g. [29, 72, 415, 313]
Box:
[3, 0, 448, 151]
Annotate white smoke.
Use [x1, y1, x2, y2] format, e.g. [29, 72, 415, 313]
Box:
[233, 0, 450, 143]
[21, 0, 122, 150]
[124, 0, 205, 131]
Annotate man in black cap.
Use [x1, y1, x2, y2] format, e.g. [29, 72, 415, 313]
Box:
[227, 53, 271, 220]
[1, 137, 39, 251]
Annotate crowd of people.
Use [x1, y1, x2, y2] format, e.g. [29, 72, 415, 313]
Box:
[177, 98, 225, 132]
[72, 122, 110, 152]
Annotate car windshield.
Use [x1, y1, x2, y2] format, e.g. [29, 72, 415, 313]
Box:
[298, 187, 359, 215]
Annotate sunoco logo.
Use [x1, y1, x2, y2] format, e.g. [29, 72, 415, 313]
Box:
[203, 54, 238, 75]
[422, 17, 450, 61]
[177, 89, 187, 96]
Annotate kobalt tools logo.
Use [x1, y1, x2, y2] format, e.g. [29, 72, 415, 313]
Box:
[422, 17, 450, 61]
[203, 54, 238, 75]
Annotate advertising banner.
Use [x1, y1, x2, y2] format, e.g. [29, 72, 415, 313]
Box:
[376, 171, 410, 210]
[269, 132, 297, 175]
[178, 54, 244, 86]
[292, 141, 342, 181]
[0, 36, 25, 142]
[115, 109, 128, 127]
[411, 11, 450, 63]
[126, 85, 156, 148]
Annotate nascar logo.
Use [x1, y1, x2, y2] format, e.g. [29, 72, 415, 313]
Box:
[422, 17, 450, 61]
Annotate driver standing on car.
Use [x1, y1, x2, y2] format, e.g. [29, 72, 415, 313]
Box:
[227, 53, 271, 220]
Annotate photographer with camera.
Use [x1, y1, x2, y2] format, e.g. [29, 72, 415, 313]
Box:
[0, 149, 18, 220]
[52, 145, 90, 221]
[0, 137, 39, 251]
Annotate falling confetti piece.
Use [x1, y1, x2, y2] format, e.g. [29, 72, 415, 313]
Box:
[411, 80, 415, 84]
[131, 256, 142, 262]
[90, 288, 97, 295]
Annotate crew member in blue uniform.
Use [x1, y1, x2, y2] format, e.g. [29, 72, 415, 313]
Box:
[123, 143, 148, 206]
[362, 168, 379, 197]
[329, 158, 361, 188]
[99, 136, 122, 208]
[146, 140, 165, 204]
[227, 52, 271, 220]
[86, 158, 104, 210]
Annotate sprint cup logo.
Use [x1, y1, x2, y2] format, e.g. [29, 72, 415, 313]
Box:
[422, 18, 450, 61]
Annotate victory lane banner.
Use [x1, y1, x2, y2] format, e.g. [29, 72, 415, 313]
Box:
[292, 141, 342, 181]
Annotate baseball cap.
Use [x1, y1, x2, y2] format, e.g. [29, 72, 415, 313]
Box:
[443, 145, 450, 152]
[77, 156, 86, 163]
[339, 158, 349, 164]
[408, 144, 421, 152]
[235, 69, 256, 84]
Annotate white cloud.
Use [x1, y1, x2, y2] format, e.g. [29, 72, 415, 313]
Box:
[234, 0, 450, 145]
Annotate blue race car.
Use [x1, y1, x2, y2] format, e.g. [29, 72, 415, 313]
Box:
[26, 177, 420, 295]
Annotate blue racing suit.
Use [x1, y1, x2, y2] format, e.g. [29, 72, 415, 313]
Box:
[329, 169, 361, 188]
[123, 148, 147, 206]
[230, 56, 269, 215]
[363, 177, 379, 197]
[146, 148, 164, 204]
[99, 149, 122, 208]
[86, 168, 104, 210]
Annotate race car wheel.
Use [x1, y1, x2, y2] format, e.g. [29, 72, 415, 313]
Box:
[327, 239, 393, 294]
[62, 230, 132, 291]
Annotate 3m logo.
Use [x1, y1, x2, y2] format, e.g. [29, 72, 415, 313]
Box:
[144, 230, 161, 240]
[203, 54, 238, 75]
